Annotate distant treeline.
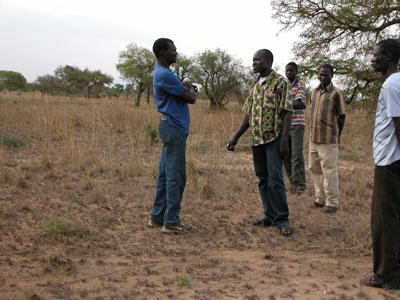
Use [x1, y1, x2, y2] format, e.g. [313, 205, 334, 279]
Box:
[0, 67, 123, 99]
[1, 46, 254, 109]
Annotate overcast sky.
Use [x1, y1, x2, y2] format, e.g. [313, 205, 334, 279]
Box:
[0, 0, 301, 84]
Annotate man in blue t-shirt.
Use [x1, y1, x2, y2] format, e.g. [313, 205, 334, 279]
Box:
[148, 38, 197, 234]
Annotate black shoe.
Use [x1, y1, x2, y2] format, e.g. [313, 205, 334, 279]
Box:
[322, 206, 338, 213]
[147, 218, 163, 228]
[162, 224, 192, 234]
[312, 202, 324, 208]
[253, 216, 273, 227]
[384, 281, 400, 290]
[360, 275, 384, 288]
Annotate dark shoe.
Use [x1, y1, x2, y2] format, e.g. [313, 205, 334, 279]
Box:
[287, 185, 296, 193]
[295, 187, 305, 195]
[384, 281, 400, 290]
[253, 216, 273, 227]
[323, 206, 338, 213]
[312, 202, 324, 208]
[279, 226, 293, 237]
[162, 224, 192, 234]
[360, 275, 384, 288]
[147, 218, 163, 228]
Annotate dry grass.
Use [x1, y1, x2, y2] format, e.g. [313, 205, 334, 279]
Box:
[0, 92, 375, 251]
[0, 91, 389, 299]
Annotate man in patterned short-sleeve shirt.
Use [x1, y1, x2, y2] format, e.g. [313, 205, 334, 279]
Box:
[227, 49, 293, 236]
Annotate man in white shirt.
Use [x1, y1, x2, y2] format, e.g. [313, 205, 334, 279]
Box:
[361, 39, 400, 290]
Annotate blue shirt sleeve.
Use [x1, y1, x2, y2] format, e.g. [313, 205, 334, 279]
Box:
[161, 70, 184, 96]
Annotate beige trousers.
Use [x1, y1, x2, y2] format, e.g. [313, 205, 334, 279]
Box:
[308, 142, 339, 207]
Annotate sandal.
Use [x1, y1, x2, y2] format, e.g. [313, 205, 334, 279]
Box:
[279, 226, 293, 237]
[360, 275, 384, 288]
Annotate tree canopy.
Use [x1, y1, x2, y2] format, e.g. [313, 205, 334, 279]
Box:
[0, 70, 27, 91]
[171, 54, 195, 82]
[271, 0, 400, 103]
[33, 74, 60, 96]
[116, 43, 155, 106]
[191, 49, 246, 109]
[33, 66, 113, 98]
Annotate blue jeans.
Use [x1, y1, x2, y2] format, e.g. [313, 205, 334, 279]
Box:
[151, 120, 187, 226]
[252, 135, 289, 227]
[283, 125, 306, 191]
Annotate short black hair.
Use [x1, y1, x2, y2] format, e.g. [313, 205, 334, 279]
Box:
[376, 39, 400, 62]
[153, 38, 174, 59]
[286, 62, 298, 72]
[258, 49, 274, 64]
[320, 63, 334, 75]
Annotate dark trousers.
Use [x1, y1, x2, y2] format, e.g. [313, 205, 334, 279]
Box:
[252, 136, 289, 227]
[283, 125, 306, 191]
[372, 159, 400, 288]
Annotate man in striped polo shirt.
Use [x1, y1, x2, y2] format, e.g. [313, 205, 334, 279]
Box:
[309, 64, 346, 213]
[361, 39, 400, 290]
[284, 62, 307, 194]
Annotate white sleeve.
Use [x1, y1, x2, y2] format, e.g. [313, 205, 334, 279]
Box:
[385, 79, 400, 118]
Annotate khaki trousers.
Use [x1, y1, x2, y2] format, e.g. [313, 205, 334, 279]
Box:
[308, 142, 339, 207]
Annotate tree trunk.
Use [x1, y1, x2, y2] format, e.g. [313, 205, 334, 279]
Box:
[135, 89, 143, 106]
[209, 97, 225, 110]
[146, 87, 150, 104]
[87, 87, 92, 99]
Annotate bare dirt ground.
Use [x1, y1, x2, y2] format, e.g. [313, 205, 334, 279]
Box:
[1, 146, 400, 300]
[0, 96, 399, 300]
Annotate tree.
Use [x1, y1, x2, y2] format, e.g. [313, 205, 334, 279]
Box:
[230, 66, 256, 103]
[271, 0, 400, 104]
[52, 65, 113, 98]
[54, 65, 84, 96]
[78, 68, 113, 98]
[116, 43, 155, 106]
[33, 74, 61, 96]
[192, 49, 246, 109]
[171, 54, 195, 82]
[0, 70, 27, 91]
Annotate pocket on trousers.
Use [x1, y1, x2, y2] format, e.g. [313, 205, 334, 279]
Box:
[158, 120, 170, 143]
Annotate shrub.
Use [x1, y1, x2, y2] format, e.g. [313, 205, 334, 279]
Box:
[0, 136, 26, 148]
[39, 217, 84, 238]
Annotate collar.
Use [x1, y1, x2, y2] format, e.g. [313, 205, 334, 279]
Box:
[254, 70, 276, 85]
[317, 82, 334, 93]
[290, 78, 299, 87]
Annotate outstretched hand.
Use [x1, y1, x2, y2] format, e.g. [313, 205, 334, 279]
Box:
[226, 140, 236, 151]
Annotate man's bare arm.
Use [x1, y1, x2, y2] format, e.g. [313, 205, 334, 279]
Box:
[279, 111, 292, 158]
[181, 85, 197, 104]
[338, 114, 346, 136]
[227, 114, 250, 151]
[293, 99, 306, 110]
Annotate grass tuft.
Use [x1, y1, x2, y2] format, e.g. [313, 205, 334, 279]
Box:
[177, 274, 191, 286]
[339, 151, 362, 161]
[0, 136, 27, 148]
[39, 217, 84, 238]
[144, 124, 158, 143]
